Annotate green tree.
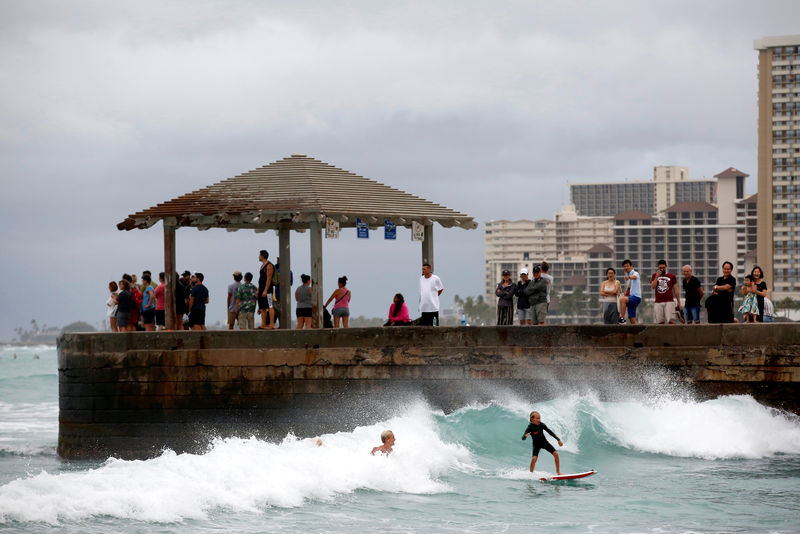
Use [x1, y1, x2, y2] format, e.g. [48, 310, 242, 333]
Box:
[453, 294, 494, 325]
[777, 297, 798, 318]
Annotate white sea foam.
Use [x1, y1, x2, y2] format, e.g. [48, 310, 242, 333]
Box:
[0, 403, 472, 524]
[595, 394, 800, 459]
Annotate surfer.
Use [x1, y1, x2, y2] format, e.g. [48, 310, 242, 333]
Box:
[522, 411, 563, 475]
[370, 430, 395, 456]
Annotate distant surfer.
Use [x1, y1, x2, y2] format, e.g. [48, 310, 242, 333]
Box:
[371, 430, 395, 456]
[522, 411, 563, 475]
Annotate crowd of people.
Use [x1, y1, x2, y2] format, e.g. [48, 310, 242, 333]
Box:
[494, 258, 774, 326]
[105, 251, 450, 331]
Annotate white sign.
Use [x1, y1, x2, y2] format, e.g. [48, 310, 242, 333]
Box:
[326, 217, 340, 239]
[411, 221, 424, 242]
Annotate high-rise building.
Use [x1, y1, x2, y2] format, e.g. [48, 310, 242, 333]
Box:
[754, 35, 800, 300]
[570, 166, 716, 217]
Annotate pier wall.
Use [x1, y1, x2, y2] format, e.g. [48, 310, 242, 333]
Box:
[58, 324, 800, 459]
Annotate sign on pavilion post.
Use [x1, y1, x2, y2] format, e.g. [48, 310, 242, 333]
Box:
[356, 218, 369, 238]
[384, 219, 396, 240]
[411, 221, 424, 241]
[326, 217, 340, 239]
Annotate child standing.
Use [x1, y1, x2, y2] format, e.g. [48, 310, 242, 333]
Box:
[738, 275, 759, 323]
[521, 411, 563, 474]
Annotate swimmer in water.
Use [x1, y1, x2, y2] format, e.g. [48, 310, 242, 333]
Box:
[370, 430, 395, 455]
[522, 411, 563, 475]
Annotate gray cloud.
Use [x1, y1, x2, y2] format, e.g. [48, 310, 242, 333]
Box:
[1, 0, 797, 336]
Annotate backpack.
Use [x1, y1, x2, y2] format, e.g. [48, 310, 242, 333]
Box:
[270, 262, 279, 287]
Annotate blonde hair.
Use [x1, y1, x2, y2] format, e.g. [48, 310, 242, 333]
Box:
[380, 430, 393, 443]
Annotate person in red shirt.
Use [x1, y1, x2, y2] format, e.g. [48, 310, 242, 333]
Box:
[650, 259, 681, 324]
[154, 272, 166, 330]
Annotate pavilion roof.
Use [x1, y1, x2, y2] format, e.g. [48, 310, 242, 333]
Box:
[117, 154, 477, 231]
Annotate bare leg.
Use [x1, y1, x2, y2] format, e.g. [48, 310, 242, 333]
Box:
[334, 315, 340, 328]
[553, 451, 561, 475]
[619, 296, 628, 319]
[268, 308, 275, 328]
[342, 315, 349, 328]
[529, 455, 538, 473]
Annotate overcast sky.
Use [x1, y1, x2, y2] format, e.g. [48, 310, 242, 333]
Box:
[1, 1, 797, 337]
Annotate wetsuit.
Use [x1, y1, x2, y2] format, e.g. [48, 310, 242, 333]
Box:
[521, 422, 560, 456]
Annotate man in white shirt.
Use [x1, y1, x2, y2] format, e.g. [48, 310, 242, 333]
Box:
[419, 263, 444, 326]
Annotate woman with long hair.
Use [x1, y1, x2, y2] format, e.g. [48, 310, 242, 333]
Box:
[386, 293, 411, 326]
[325, 276, 351, 328]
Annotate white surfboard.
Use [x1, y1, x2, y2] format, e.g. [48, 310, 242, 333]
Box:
[539, 469, 597, 481]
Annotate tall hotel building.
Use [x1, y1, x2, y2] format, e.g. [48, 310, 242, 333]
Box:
[755, 35, 800, 300]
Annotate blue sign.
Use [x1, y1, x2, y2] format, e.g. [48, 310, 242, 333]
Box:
[356, 218, 369, 239]
[384, 219, 396, 240]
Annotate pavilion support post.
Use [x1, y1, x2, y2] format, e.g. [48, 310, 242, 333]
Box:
[310, 220, 323, 328]
[422, 224, 434, 271]
[278, 221, 291, 330]
[163, 219, 177, 330]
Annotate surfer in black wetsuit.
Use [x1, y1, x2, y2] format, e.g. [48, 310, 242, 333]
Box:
[522, 411, 563, 474]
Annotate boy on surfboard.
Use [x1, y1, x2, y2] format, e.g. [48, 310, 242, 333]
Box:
[522, 411, 563, 474]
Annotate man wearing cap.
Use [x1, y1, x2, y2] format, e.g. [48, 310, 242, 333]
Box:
[515, 268, 532, 325]
[523, 265, 548, 325]
[495, 269, 515, 325]
[227, 271, 243, 330]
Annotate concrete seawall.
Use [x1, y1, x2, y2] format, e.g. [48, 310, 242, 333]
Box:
[58, 324, 800, 460]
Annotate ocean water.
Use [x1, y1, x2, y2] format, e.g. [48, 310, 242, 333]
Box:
[1, 344, 800, 533]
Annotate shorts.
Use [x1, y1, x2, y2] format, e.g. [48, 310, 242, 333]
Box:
[258, 295, 270, 310]
[654, 301, 676, 324]
[517, 307, 532, 321]
[189, 309, 206, 326]
[239, 311, 255, 329]
[227, 310, 239, 326]
[685, 305, 701, 323]
[155, 310, 165, 326]
[142, 308, 156, 325]
[116, 312, 130, 328]
[627, 295, 642, 318]
[296, 307, 312, 318]
[532, 440, 556, 457]
[763, 315, 774, 323]
[332, 307, 349, 317]
[533, 302, 548, 324]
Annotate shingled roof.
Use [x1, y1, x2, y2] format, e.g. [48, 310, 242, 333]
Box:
[714, 167, 749, 179]
[118, 155, 477, 231]
[663, 201, 717, 213]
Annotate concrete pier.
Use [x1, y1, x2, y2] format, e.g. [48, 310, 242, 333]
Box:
[58, 324, 800, 460]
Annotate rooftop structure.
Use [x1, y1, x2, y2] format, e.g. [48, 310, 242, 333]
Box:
[118, 154, 476, 328]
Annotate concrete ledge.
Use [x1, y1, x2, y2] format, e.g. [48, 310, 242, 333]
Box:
[58, 324, 800, 460]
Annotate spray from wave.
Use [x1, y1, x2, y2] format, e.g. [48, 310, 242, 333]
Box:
[0, 403, 472, 524]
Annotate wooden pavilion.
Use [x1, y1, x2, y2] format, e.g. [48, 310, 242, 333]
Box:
[117, 154, 477, 329]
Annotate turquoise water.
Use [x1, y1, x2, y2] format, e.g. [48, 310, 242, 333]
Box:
[1, 344, 800, 533]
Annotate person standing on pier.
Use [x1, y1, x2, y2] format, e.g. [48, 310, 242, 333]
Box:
[618, 259, 642, 324]
[650, 260, 680, 324]
[515, 268, 532, 325]
[682, 265, 703, 324]
[258, 250, 276, 329]
[523, 265, 548, 325]
[540, 261, 553, 318]
[419, 263, 444, 326]
[188, 272, 209, 331]
[495, 269, 515, 325]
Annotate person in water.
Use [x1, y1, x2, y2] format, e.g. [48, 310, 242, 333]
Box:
[522, 411, 563, 474]
[371, 430, 395, 455]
